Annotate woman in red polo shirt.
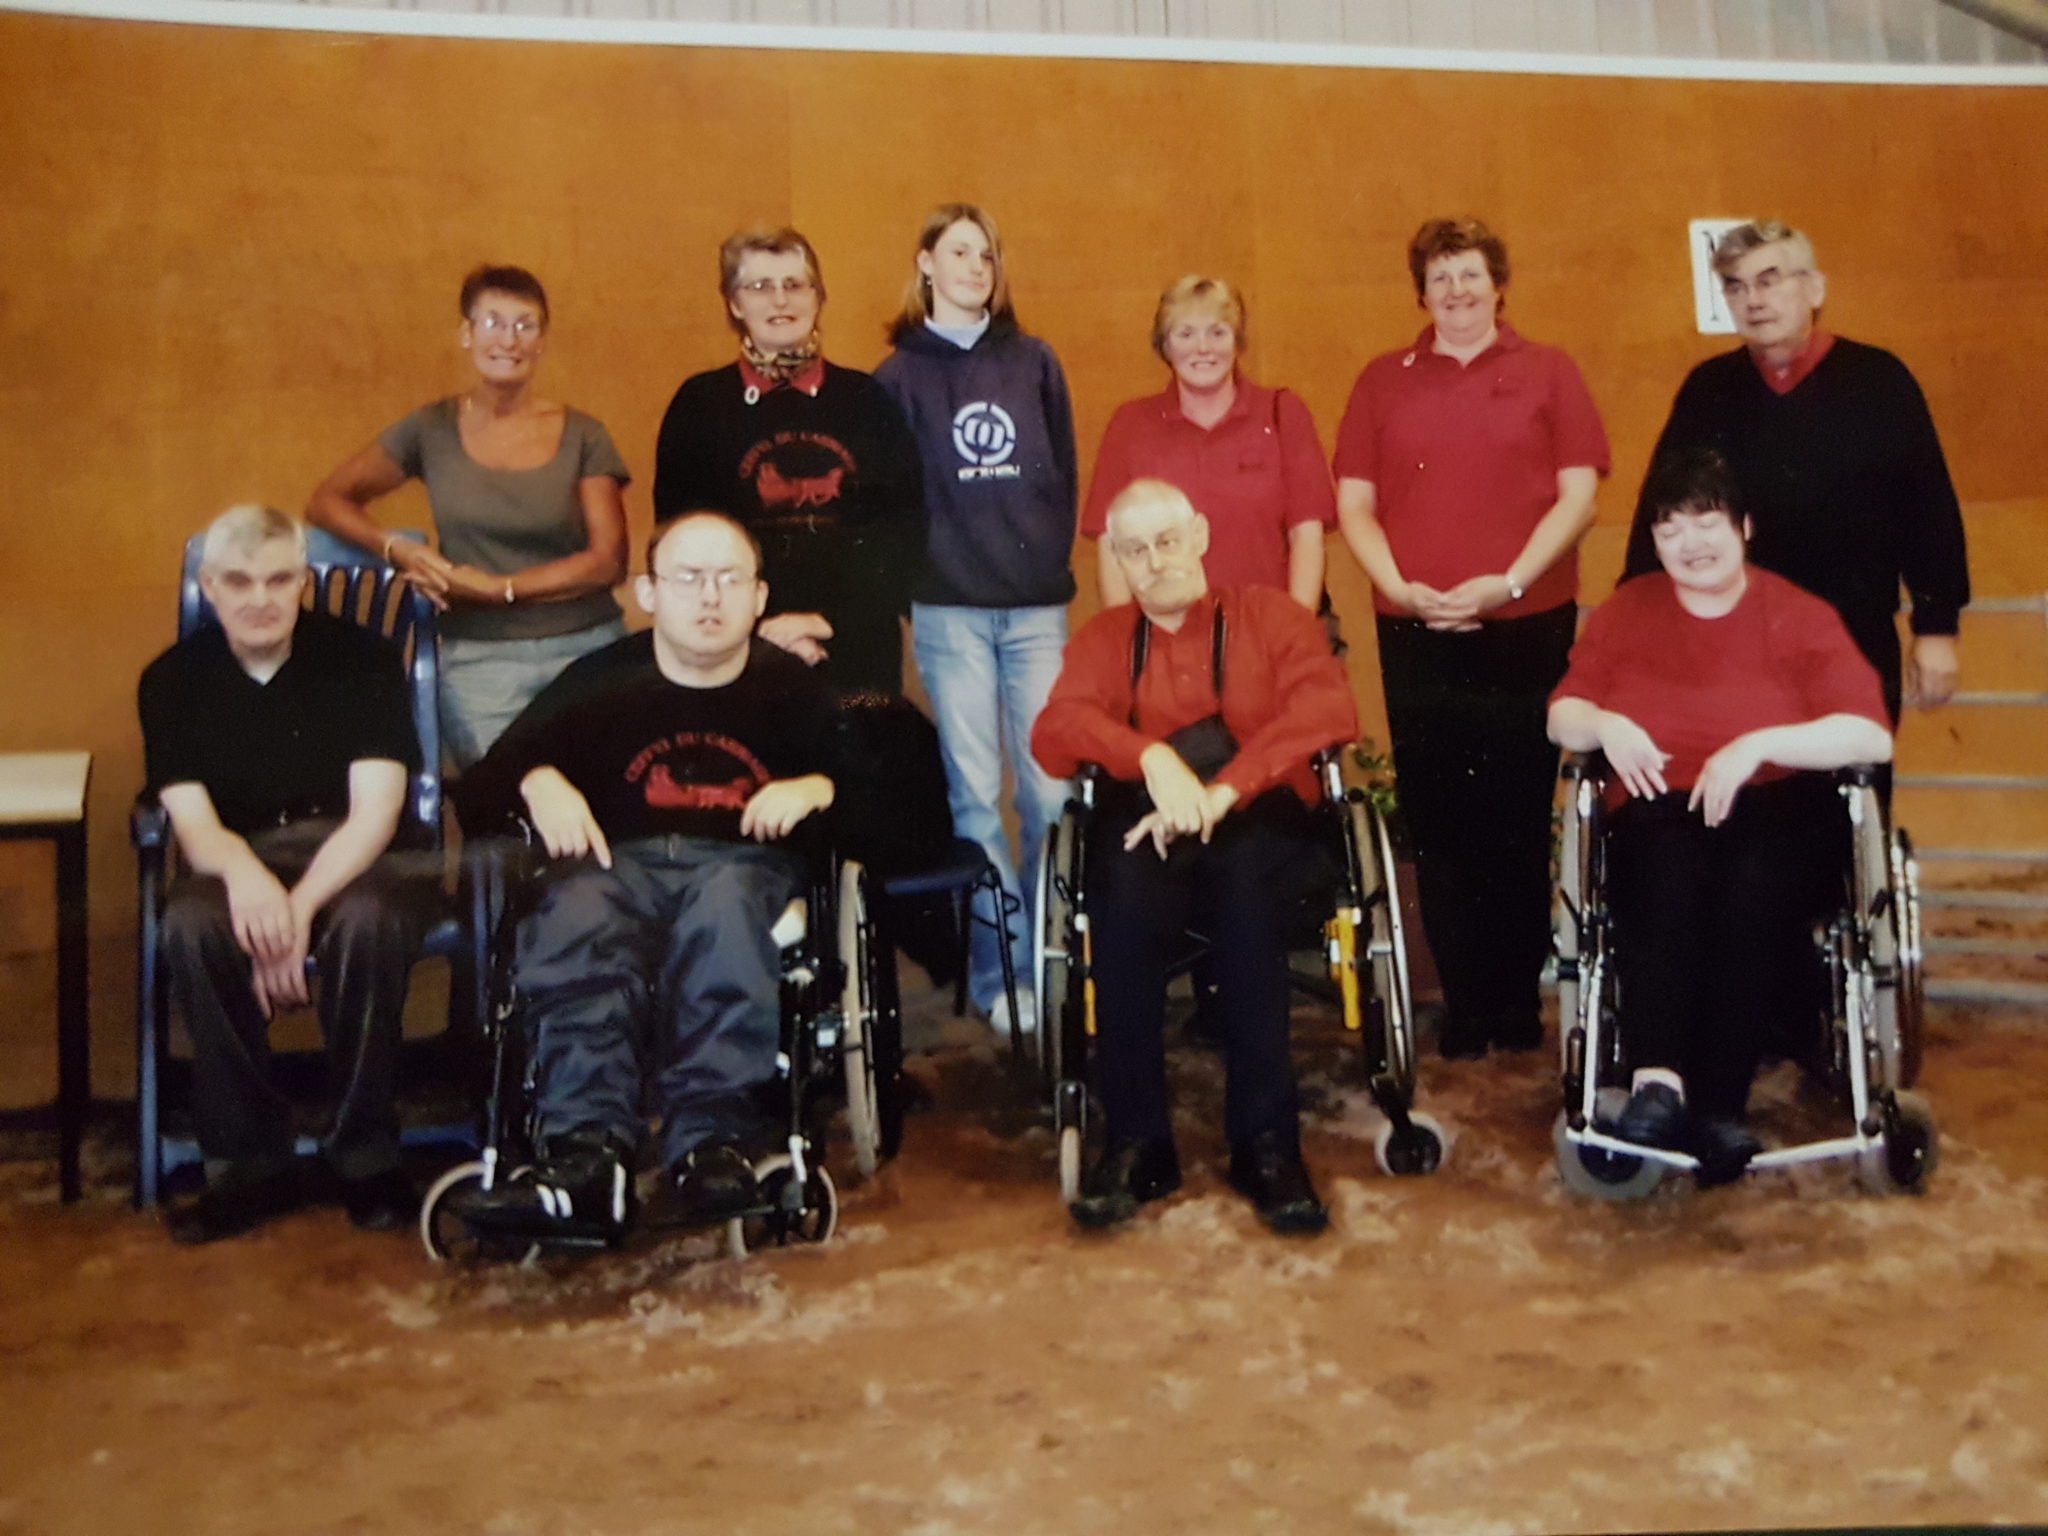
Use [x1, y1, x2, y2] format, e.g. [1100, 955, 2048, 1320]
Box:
[1083, 277, 1336, 610]
[1548, 446, 1890, 1183]
[1334, 217, 1609, 1060]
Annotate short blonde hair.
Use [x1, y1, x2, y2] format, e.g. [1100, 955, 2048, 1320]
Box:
[1150, 276, 1246, 363]
[718, 225, 826, 337]
[1712, 219, 1819, 278]
[199, 504, 306, 573]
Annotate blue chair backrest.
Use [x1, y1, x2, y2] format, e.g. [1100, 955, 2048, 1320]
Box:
[177, 527, 444, 844]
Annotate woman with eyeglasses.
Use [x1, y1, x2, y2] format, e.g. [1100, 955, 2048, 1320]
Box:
[1334, 216, 1609, 1061]
[1082, 276, 1336, 612]
[651, 226, 925, 697]
[871, 203, 1078, 1038]
[307, 264, 632, 768]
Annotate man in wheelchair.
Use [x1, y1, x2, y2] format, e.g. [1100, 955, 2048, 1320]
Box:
[457, 511, 839, 1240]
[138, 505, 439, 1243]
[1031, 480, 1358, 1234]
[1546, 448, 1892, 1186]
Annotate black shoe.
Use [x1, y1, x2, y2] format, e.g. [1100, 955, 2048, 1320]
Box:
[1686, 1116, 1762, 1189]
[340, 1166, 418, 1233]
[1227, 1131, 1329, 1236]
[1615, 1082, 1687, 1150]
[1437, 1017, 1489, 1061]
[466, 1138, 632, 1241]
[167, 1162, 302, 1246]
[1488, 1015, 1545, 1054]
[672, 1139, 765, 1226]
[1069, 1138, 1181, 1230]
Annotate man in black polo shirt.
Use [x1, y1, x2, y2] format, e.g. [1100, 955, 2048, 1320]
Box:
[459, 510, 839, 1240]
[138, 505, 437, 1244]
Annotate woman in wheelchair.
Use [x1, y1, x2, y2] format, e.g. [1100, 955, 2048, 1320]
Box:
[1546, 448, 1892, 1186]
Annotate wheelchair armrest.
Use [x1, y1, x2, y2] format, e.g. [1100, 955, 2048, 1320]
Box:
[1836, 763, 1883, 788]
[1559, 750, 1611, 785]
[130, 793, 170, 852]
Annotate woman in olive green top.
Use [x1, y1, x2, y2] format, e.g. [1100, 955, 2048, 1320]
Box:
[307, 264, 631, 768]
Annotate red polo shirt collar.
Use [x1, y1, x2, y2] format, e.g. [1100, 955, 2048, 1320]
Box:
[1150, 372, 1255, 427]
[1749, 329, 1834, 395]
[1403, 319, 1525, 369]
[738, 354, 826, 400]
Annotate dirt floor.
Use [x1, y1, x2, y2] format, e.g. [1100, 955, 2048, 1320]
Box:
[3, 969, 2047, 1536]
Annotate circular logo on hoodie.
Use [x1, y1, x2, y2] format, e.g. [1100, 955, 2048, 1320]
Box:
[952, 402, 1017, 468]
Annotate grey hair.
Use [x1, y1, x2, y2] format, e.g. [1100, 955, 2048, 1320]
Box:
[198, 504, 308, 573]
[1712, 219, 1819, 278]
[1103, 478, 1199, 540]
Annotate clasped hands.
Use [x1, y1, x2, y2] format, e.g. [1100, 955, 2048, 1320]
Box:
[1123, 743, 1240, 858]
[222, 861, 314, 1020]
[1403, 574, 1516, 633]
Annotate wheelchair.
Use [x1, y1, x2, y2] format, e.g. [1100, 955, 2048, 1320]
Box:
[419, 852, 902, 1262]
[1551, 755, 1933, 1200]
[1029, 748, 1443, 1204]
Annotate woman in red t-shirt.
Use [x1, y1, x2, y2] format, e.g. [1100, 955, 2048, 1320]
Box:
[1548, 447, 1891, 1184]
[1082, 277, 1336, 610]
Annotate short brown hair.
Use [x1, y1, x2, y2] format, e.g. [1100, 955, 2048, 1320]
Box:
[458, 264, 549, 326]
[1407, 218, 1510, 302]
[1150, 276, 1247, 363]
[718, 226, 825, 337]
[646, 510, 763, 576]
[887, 203, 1017, 344]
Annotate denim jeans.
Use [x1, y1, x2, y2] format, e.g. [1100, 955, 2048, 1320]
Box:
[439, 619, 627, 770]
[911, 602, 1070, 1013]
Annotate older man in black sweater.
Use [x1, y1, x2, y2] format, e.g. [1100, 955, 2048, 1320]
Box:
[1623, 219, 1969, 722]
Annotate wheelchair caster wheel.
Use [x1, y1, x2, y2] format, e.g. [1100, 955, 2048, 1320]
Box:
[1864, 1091, 1938, 1194]
[1553, 1112, 1666, 1201]
[728, 1155, 838, 1258]
[1373, 1111, 1447, 1177]
[419, 1160, 541, 1265]
[1057, 1125, 1083, 1206]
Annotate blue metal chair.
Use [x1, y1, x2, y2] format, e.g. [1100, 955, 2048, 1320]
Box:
[130, 528, 495, 1207]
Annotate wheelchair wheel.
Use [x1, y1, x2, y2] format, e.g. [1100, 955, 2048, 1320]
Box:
[1361, 796, 1417, 1091]
[1890, 827, 1926, 1090]
[838, 860, 902, 1179]
[1862, 1090, 1939, 1194]
[420, 1159, 540, 1265]
[727, 1153, 838, 1258]
[1552, 1110, 1666, 1202]
[1032, 810, 1080, 1089]
[1373, 1111, 1447, 1177]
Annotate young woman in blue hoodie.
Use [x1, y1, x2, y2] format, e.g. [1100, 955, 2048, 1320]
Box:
[874, 203, 1080, 1041]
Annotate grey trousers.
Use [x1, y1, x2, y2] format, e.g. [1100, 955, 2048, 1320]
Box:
[515, 836, 803, 1167]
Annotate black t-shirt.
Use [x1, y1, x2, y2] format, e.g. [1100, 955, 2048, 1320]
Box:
[459, 633, 840, 846]
[138, 610, 421, 835]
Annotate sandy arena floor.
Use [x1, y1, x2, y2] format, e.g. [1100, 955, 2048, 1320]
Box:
[2, 974, 2046, 1536]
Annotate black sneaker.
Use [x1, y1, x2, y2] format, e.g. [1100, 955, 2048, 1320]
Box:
[672, 1140, 765, 1226]
[1686, 1116, 1762, 1189]
[339, 1166, 418, 1233]
[465, 1139, 632, 1241]
[1615, 1081, 1687, 1150]
[1227, 1130, 1328, 1236]
[1069, 1138, 1181, 1230]
[167, 1161, 302, 1246]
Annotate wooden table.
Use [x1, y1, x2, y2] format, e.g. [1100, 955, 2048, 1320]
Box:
[0, 752, 92, 1201]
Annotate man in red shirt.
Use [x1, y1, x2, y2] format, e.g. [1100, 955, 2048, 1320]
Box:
[1032, 480, 1358, 1234]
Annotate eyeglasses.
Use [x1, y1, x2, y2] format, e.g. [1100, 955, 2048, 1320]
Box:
[656, 567, 756, 594]
[736, 277, 816, 298]
[471, 313, 543, 339]
[1720, 267, 1807, 301]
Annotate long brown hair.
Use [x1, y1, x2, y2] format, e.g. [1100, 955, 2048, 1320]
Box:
[886, 202, 1017, 344]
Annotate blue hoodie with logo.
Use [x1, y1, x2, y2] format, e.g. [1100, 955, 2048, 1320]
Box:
[874, 318, 1078, 609]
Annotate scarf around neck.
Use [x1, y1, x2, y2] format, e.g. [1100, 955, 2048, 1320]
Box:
[740, 331, 822, 384]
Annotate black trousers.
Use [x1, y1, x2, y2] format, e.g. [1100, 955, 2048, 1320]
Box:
[162, 823, 441, 1180]
[515, 836, 802, 1168]
[1606, 775, 1843, 1118]
[1376, 605, 1576, 1042]
[1088, 791, 1320, 1149]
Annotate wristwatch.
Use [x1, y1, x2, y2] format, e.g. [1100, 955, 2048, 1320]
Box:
[1504, 572, 1525, 602]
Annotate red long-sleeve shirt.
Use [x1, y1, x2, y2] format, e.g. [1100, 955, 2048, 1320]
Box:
[1031, 586, 1358, 807]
